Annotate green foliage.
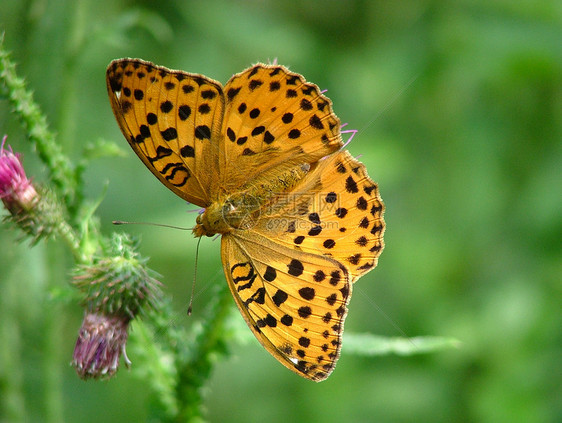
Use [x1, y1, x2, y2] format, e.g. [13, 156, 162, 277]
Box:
[0, 1, 560, 422]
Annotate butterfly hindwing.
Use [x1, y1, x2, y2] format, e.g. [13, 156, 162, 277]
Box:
[106, 59, 225, 207]
[221, 231, 351, 381]
[252, 150, 385, 282]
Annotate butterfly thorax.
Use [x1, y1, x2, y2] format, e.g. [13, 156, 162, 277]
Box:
[193, 163, 311, 237]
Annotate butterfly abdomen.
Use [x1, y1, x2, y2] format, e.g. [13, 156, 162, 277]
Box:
[246, 163, 311, 202]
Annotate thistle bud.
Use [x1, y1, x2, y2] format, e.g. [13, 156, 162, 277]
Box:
[72, 233, 162, 379]
[72, 312, 131, 379]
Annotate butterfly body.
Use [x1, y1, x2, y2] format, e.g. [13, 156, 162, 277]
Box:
[107, 59, 385, 381]
[194, 162, 312, 237]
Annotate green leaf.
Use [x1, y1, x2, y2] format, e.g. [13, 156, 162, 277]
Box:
[343, 333, 461, 356]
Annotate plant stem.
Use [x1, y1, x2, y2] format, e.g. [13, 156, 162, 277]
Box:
[56, 218, 84, 263]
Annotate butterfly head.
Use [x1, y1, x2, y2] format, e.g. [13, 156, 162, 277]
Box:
[193, 202, 231, 238]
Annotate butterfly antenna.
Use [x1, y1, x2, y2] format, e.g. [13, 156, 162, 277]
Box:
[341, 125, 358, 149]
[113, 220, 193, 231]
[187, 236, 203, 315]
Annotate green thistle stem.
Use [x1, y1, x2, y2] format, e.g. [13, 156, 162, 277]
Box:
[55, 219, 84, 263]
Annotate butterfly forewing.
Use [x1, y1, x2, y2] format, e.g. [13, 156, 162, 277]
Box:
[106, 59, 224, 206]
[218, 65, 343, 194]
[222, 231, 351, 381]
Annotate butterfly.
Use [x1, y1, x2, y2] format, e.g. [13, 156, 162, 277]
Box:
[106, 59, 385, 381]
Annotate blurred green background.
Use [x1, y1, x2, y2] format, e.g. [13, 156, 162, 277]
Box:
[1, 1, 560, 422]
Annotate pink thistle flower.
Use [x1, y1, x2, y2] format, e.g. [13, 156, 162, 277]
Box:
[0, 135, 38, 215]
[72, 312, 131, 380]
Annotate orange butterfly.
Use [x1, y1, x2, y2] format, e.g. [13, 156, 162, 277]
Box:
[107, 59, 385, 381]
